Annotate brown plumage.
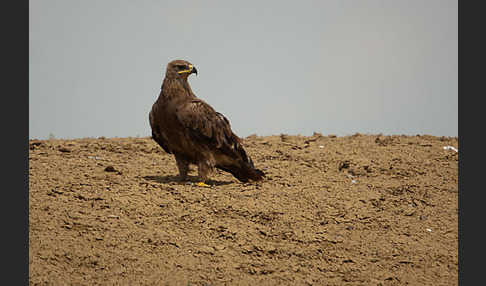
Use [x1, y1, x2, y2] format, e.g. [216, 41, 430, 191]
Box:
[149, 59, 265, 183]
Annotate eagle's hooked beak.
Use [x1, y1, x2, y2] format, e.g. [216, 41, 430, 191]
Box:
[178, 64, 198, 76]
[191, 66, 198, 76]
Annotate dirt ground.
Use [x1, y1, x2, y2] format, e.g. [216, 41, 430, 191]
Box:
[29, 133, 458, 285]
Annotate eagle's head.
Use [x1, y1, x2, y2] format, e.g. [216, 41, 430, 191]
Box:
[166, 59, 198, 79]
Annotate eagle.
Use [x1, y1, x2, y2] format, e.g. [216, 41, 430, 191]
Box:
[149, 59, 265, 185]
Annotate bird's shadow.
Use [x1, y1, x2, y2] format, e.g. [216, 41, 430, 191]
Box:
[142, 174, 233, 186]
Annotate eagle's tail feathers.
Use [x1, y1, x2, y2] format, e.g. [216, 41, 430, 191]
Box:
[217, 161, 265, 183]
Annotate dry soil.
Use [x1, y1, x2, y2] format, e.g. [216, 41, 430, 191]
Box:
[29, 133, 458, 285]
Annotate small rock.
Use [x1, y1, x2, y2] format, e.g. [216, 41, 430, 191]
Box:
[59, 147, 71, 153]
[104, 166, 117, 172]
[443, 146, 458, 152]
[29, 141, 44, 150]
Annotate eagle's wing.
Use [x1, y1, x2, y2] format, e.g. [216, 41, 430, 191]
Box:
[149, 104, 172, 154]
[176, 99, 234, 147]
[176, 98, 264, 182]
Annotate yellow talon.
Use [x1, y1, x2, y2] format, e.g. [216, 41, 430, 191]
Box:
[196, 182, 210, 187]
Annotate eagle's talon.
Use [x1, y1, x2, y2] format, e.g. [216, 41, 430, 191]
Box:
[196, 182, 211, 187]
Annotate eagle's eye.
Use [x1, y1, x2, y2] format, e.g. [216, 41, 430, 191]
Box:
[176, 64, 187, 70]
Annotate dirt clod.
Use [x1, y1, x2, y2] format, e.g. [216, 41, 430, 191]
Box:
[104, 166, 117, 172]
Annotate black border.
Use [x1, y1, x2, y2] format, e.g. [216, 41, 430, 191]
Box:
[3, 0, 29, 284]
[458, 1, 481, 285]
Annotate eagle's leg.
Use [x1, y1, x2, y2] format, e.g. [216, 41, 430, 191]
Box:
[196, 161, 213, 186]
[175, 156, 189, 181]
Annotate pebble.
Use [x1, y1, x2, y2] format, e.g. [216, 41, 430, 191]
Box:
[104, 166, 117, 172]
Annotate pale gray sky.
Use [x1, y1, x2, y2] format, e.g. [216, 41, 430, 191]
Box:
[29, 0, 457, 140]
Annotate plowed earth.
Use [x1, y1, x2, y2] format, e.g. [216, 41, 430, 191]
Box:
[29, 134, 458, 285]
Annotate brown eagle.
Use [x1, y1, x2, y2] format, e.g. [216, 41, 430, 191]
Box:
[149, 59, 264, 185]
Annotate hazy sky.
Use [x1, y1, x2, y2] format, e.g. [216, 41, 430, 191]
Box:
[29, 0, 457, 140]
